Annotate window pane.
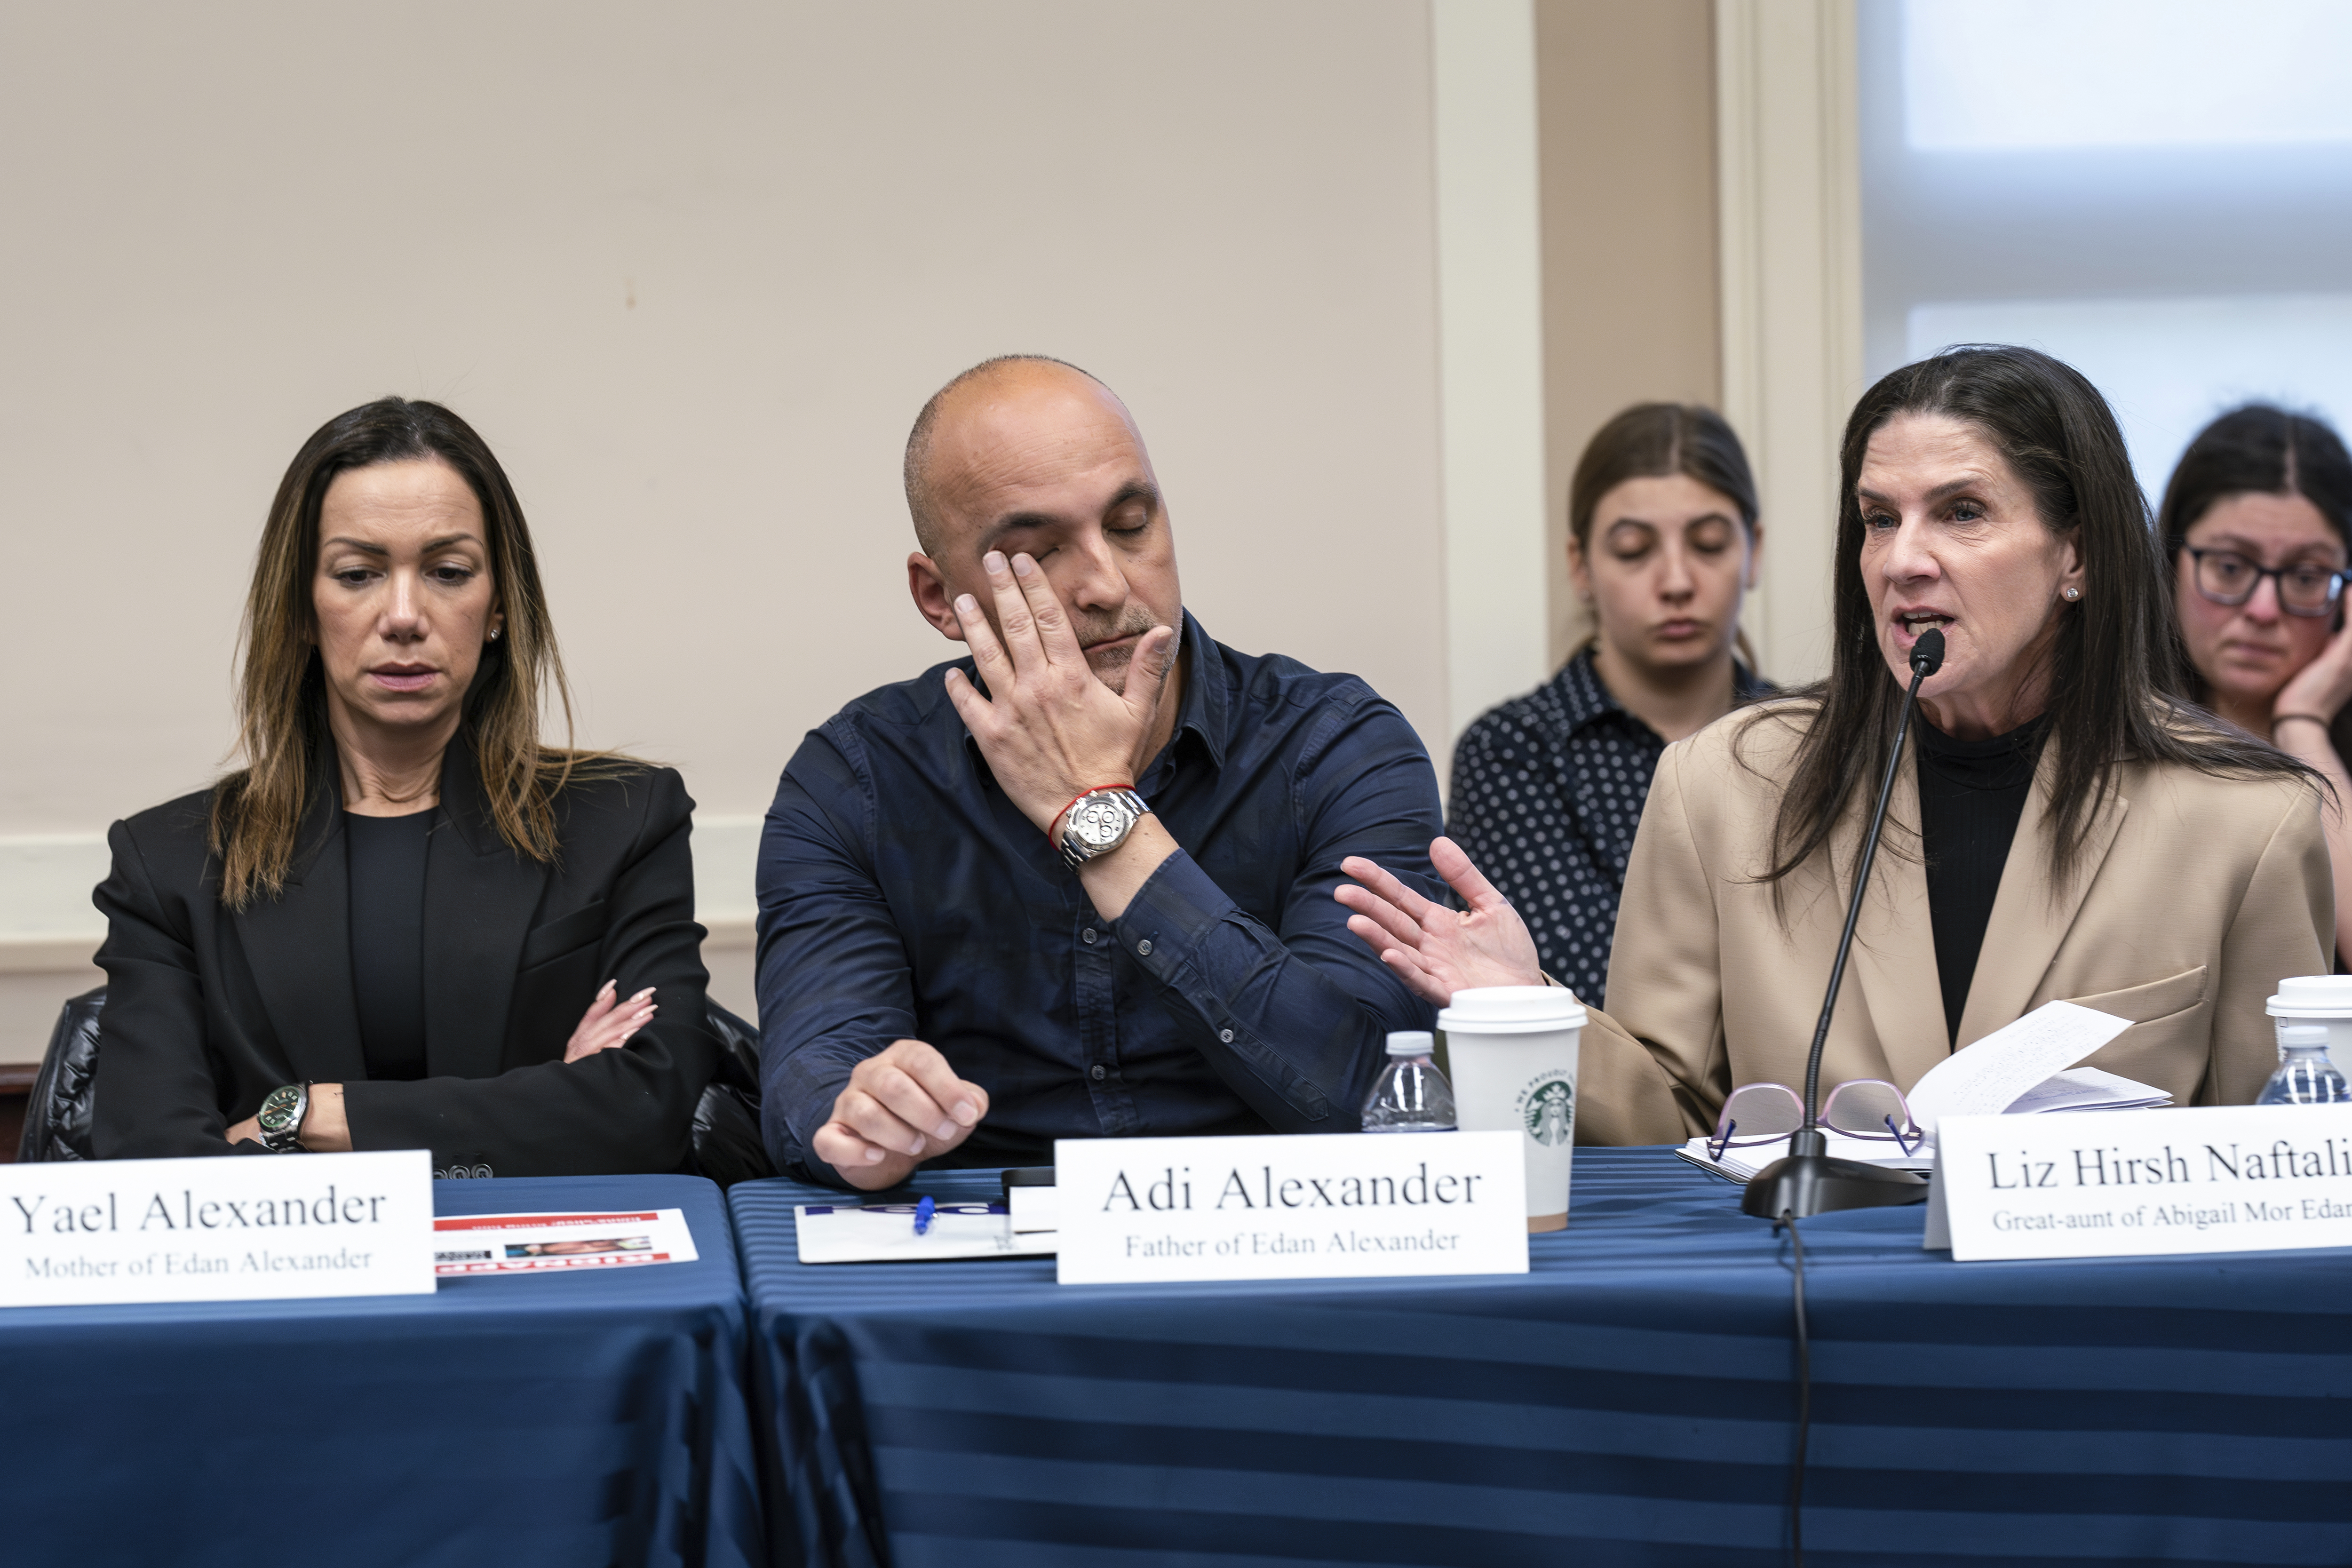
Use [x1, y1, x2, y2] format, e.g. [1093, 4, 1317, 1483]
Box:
[1905, 293, 2352, 500]
[1905, 0, 2352, 151]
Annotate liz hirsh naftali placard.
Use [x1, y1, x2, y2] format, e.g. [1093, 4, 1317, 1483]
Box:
[1929, 1105, 2352, 1260]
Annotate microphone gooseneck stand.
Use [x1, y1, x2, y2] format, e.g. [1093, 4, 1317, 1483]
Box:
[1740, 627, 1946, 1221]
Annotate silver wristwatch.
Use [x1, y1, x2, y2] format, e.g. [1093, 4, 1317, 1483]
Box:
[1058, 788, 1148, 869]
[255, 1082, 310, 1152]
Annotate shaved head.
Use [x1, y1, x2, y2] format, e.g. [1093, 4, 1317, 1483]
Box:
[904, 355, 1123, 557]
[898, 353, 1182, 697]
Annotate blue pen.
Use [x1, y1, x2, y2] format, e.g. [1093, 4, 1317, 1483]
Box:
[913, 1195, 936, 1236]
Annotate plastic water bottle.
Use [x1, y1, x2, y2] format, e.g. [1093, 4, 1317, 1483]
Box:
[2257, 1022, 2352, 1105]
[1362, 1031, 1457, 1131]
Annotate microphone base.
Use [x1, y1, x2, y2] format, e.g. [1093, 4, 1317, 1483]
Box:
[1740, 1150, 1929, 1220]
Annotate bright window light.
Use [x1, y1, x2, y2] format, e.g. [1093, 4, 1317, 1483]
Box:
[1905, 0, 2352, 151]
[1905, 294, 2352, 500]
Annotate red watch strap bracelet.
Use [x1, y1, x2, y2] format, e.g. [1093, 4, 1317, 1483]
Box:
[1048, 783, 1137, 842]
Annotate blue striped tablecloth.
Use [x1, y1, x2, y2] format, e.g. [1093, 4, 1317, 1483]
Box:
[0, 1173, 762, 1568]
[729, 1146, 2352, 1568]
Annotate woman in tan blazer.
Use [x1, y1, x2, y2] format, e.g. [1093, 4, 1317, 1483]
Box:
[1340, 346, 2331, 1145]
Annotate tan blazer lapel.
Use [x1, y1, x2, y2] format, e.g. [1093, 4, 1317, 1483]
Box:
[1849, 745, 1950, 1093]
[1955, 739, 2128, 1048]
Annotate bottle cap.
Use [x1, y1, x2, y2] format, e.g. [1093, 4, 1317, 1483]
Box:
[2278, 1023, 2330, 1048]
[2267, 974, 2352, 1018]
[1385, 1031, 1434, 1057]
[1436, 985, 1587, 1035]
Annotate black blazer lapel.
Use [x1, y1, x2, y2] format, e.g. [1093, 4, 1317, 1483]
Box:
[235, 757, 370, 1087]
[424, 742, 545, 1079]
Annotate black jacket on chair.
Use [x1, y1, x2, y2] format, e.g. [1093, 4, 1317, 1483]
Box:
[90, 742, 720, 1176]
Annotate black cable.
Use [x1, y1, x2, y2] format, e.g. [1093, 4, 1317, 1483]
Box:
[1777, 1210, 1812, 1568]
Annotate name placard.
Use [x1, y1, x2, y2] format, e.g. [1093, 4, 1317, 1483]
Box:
[1054, 1132, 1528, 1284]
[0, 1150, 437, 1307]
[1927, 1105, 2352, 1261]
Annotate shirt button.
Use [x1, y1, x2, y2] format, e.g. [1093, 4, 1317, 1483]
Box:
[1219, 1028, 1234, 1043]
[1081, 929, 1097, 945]
[1090, 1064, 1107, 1082]
[1136, 939, 1153, 956]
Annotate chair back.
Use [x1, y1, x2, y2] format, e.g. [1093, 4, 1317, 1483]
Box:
[20, 986, 104, 1162]
[691, 1000, 775, 1187]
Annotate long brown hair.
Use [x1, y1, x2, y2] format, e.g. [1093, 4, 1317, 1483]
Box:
[212, 398, 612, 907]
[1761, 346, 2309, 894]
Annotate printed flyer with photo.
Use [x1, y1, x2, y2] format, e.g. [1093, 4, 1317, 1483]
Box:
[432, 1209, 699, 1276]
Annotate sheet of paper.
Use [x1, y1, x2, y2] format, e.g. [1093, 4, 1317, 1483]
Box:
[1907, 1001, 2133, 1134]
[1676, 1133, 1931, 1182]
[432, 1209, 699, 1276]
[794, 1200, 1056, 1264]
[2005, 1066, 2172, 1116]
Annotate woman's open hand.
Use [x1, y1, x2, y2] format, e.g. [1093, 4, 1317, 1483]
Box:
[565, 979, 656, 1063]
[1335, 837, 1545, 1007]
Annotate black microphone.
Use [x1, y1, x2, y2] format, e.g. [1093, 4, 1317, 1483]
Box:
[1741, 626, 1944, 1219]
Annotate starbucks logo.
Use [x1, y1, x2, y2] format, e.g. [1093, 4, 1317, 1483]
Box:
[1524, 1079, 1574, 1146]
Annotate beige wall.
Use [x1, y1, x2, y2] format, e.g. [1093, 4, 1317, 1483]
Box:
[0, 1, 1450, 1054]
[1534, 0, 1723, 669]
[0, 2, 1816, 1070]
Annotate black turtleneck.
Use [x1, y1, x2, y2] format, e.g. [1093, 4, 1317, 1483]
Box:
[1915, 715, 2050, 1048]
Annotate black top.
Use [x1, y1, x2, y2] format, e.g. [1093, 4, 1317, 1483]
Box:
[345, 809, 434, 1082]
[1916, 715, 2050, 1046]
[1446, 648, 1772, 1006]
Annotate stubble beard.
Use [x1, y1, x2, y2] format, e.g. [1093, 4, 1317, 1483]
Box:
[1078, 606, 1163, 695]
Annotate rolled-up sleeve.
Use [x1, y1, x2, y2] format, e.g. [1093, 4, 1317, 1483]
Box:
[1112, 693, 1441, 1130]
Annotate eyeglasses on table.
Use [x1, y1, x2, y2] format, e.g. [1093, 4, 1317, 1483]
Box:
[1707, 1078, 1923, 1162]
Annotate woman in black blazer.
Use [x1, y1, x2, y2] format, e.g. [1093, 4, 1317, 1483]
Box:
[92, 398, 718, 1176]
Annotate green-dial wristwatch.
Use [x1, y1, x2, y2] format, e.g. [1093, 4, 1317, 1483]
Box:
[255, 1082, 310, 1153]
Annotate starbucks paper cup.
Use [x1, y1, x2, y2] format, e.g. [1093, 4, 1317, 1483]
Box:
[1437, 986, 1587, 1233]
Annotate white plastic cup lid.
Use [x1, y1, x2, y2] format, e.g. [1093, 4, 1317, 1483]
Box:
[2266, 974, 2352, 1018]
[1385, 1031, 1435, 1057]
[1436, 984, 1587, 1035]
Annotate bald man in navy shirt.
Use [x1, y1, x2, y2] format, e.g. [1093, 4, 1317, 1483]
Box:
[756, 356, 1443, 1188]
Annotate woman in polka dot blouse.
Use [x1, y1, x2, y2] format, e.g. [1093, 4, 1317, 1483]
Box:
[1443, 404, 1769, 1008]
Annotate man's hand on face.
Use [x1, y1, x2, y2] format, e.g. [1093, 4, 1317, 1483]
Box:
[814, 1040, 991, 1191]
[943, 550, 1178, 836]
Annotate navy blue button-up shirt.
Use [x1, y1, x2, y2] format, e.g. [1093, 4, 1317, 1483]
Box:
[755, 612, 1443, 1182]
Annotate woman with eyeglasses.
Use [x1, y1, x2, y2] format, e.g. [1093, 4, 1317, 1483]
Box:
[2163, 405, 2352, 964]
[1336, 347, 2329, 1144]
